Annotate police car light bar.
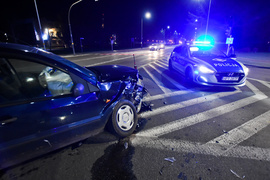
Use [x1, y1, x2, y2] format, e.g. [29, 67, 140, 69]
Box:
[193, 41, 211, 45]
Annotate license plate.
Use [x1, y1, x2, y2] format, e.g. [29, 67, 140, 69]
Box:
[222, 77, 239, 81]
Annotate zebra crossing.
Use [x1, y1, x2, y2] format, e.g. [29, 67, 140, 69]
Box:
[132, 57, 270, 162]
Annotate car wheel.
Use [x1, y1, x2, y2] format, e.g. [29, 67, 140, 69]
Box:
[185, 67, 193, 82]
[110, 100, 138, 137]
[169, 59, 174, 71]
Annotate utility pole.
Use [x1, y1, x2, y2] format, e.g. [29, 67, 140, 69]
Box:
[34, 0, 46, 50]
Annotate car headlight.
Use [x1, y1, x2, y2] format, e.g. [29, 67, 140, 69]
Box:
[198, 66, 215, 74]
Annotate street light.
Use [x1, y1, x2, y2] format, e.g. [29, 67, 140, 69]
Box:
[194, 0, 212, 41]
[141, 12, 151, 48]
[205, 0, 212, 40]
[68, 0, 82, 55]
[34, 0, 46, 50]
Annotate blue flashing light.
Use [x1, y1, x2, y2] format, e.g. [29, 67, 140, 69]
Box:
[196, 35, 215, 45]
[198, 45, 213, 51]
[194, 70, 199, 74]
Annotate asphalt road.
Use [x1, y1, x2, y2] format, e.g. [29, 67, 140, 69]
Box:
[1, 46, 270, 180]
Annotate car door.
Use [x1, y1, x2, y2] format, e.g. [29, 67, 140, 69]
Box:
[0, 57, 105, 169]
[172, 46, 185, 74]
[177, 46, 190, 74]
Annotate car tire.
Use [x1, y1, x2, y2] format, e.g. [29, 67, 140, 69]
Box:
[185, 67, 193, 82]
[110, 100, 138, 137]
[169, 59, 174, 71]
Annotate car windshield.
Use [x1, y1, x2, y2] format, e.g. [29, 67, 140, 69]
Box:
[190, 46, 227, 58]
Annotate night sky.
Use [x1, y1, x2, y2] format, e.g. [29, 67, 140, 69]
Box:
[0, 0, 269, 50]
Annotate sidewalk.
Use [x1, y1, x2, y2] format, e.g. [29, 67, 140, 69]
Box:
[236, 52, 270, 68]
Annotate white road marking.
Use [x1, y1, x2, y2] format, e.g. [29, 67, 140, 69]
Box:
[86, 56, 133, 66]
[143, 90, 191, 102]
[245, 80, 266, 96]
[71, 55, 114, 62]
[149, 64, 186, 90]
[138, 94, 265, 137]
[131, 137, 270, 162]
[142, 66, 172, 94]
[139, 90, 240, 119]
[207, 110, 270, 148]
[137, 81, 267, 137]
[132, 79, 269, 161]
[156, 60, 168, 67]
[248, 77, 270, 88]
[61, 53, 98, 58]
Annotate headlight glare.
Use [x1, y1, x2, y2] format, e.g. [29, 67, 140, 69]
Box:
[198, 66, 215, 74]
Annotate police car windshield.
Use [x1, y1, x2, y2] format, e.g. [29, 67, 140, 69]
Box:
[190, 46, 227, 58]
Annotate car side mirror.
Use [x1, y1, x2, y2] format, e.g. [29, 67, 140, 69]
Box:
[73, 83, 85, 97]
[229, 54, 237, 60]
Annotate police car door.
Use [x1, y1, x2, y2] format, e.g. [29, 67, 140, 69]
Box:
[176, 46, 189, 74]
[171, 46, 182, 74]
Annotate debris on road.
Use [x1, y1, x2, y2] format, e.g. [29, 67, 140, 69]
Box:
[183, 153, 195, 163]
[140, 102, 153, 112]
[178, 172, 187, 179]
[164, 157, 176, 163]
[44, 139, 52, 147]
[159, 166, 164, 175]
[124, 142, 128, 149]
[230, 169, 245, 179]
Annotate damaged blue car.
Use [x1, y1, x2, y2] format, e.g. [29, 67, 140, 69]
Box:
[0, 43, 147, 169]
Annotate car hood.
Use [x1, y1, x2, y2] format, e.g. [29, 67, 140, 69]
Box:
[195, 56, 244, 72]
[86, 65, 138, 82]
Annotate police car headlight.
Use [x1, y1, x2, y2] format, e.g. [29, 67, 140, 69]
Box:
[198, 66, 215, 74]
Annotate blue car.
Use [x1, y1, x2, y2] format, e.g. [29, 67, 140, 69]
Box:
[168, 42, 249, 87]
[0, 43, 147, 169]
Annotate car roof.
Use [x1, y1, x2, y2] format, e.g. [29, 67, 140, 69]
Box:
[0, 42, 72, 66]
[0, 42, 41, 53]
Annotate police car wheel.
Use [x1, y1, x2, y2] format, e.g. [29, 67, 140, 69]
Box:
[169, 60, 174, 71]
[185, 68, 193, 81]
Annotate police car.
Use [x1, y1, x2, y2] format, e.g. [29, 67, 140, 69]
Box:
[168, 41, 249, 87]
